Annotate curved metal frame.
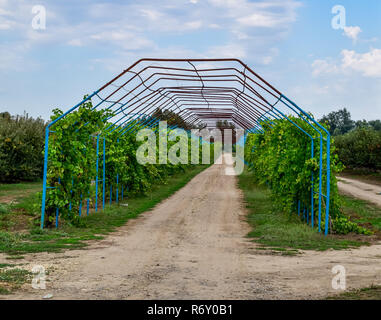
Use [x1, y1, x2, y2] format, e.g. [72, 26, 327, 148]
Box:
[40, 58, 331, 235]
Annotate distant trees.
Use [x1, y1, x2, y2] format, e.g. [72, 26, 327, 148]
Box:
[369, 120, 381, 131]
[355, 119, 381, 131]
[320, 108, 381, 135]
[334, 128, 381, 171]
[0, 112, 46, 182]
[319, 108, 355, 136]
[319, 108, 381, 171]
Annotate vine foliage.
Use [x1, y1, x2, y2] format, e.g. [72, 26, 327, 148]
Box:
[42, 97, 211, 227]
[244, 116, 369, 235]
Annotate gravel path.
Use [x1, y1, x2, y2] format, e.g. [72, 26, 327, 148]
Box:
[2, 154, 381, 300]
[338, 177, 381, 208]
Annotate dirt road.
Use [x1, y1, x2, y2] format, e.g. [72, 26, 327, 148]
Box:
[338, 177, 381, 208]
[2, 154, 381, 300]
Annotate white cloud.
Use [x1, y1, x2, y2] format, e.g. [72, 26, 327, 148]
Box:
[208, 0, 301, 29]
[343, 26, 361, 43]
[342, 48, 381, 77]
[0, 8, 11, 15]
[262, 56, 273, 65]
[311, 59, 339, 77]
[0, 0, 302, 73]
[0, 5, 13, 30]
[207, 43, 246, 59]
[139, 8, 162, 21]
[209, 23, 220, 29]
[0, 43, 31, 71]
[237, 13, 282, 28]
[232, 30, 250, 40]
[208, 0, 244, 8]
[90, 31, 154, 50]
[0, 23, 11, 30]
[184, 20, 203, 30]
[67, 39, 83, 47]
[312, 48, 381, 78]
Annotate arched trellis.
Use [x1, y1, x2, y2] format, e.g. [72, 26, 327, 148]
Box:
[40, 58, 331, 235]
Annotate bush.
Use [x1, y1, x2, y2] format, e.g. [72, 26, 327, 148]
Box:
[244, 116, 367, 234]
[41, 98, 214, 227]
[0, 112, 46, 182]
[334, 127, 381, 171]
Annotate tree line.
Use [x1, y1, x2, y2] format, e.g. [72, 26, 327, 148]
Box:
[0, 106, 379, 183]
[0, 112, 46, 182]
[319, 108, 381, 171]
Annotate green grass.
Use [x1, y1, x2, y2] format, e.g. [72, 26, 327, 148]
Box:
[0, 181, 41, 232]
[11, 191, 41, 215]
[0, 165, 208, 256]
[340, 194, 381, 232]
[326, 285, 381, 300]
[0, 192, 40, 231]
[0, 267, 32, 295]
[238, 169, 369, 254]
[0, 181, 41, 198]
[0, 204, 10, 214]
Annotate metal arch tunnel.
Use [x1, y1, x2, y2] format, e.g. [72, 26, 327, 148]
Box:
[40, 58, 331, 235]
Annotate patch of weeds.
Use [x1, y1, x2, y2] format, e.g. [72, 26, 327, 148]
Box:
[10, 192, 40, 217]
[0, 181, 41, 198]
[238, 169, 370, 253]
[326, 285, 381, 300]
[340, 194, 381, 233]
[5, 256, 25, 260]
[0, 286, 10, 294]
[0, 267, 32, 295]
[0, 204, 10, 214]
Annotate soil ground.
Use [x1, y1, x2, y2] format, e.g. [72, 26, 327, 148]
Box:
[2, 154, 381, 300]
[338, 177, 381, 208]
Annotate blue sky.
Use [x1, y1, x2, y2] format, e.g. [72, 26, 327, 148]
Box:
[0, 0, 380, 121]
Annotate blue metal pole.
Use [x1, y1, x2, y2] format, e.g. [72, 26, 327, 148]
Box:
[325, 136, 331, 235]
[116, 138, 119, 204]
[311, 139, 314, 228]
[95, 135, 99, 212]
[318, 137, 323, 232]
[69, 178, 73, 211]
[55, 207, 59, 228]
[40, 127, 50, 229]
[103, 137, 106, 210]
[79, 194, 82, 217]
